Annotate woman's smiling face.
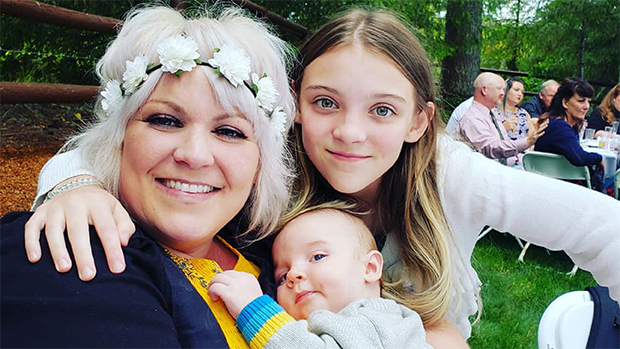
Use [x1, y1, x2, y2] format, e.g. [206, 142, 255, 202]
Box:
[296, 44, 429, 203]
[119, 69, 259, 257]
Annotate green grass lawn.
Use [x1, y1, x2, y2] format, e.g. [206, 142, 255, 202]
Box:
[467, 232, 596, 349]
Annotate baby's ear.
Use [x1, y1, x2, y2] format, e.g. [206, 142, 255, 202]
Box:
[364, 250, 383, 283]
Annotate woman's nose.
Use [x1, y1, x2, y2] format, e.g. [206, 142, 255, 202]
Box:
[332, 113, 366, 144]
[173, 131, 215, 168]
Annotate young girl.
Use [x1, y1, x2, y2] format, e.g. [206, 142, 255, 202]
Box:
[24, 7, 620, 342]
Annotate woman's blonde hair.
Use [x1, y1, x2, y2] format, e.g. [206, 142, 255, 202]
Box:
[286, 8, 455, 326]
[599, 84, 620, 124]
[62, 5, 295, 237]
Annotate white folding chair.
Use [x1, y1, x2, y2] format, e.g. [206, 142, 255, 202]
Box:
[538, 291, 593, 349]
[477, 226, 525, 249]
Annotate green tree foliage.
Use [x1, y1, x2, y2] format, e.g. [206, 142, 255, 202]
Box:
[524, 0, 619, 83]
[0, 1, 140, 85]
[2, 0, 617, 95]
[481, 0, 619, 84]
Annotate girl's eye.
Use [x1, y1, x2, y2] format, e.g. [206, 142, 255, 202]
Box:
[143, 114, 182, 128]
[372, 105, 395, 118]
[312, 254, 326, 261]
[315, 98, 337, 109]
[214, 127, 247, 140]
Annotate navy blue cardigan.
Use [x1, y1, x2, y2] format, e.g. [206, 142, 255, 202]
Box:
[1, 211, 274, 348]
[535, 117, 602, 166]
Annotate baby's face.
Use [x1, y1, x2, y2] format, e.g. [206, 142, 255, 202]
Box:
[273, 210, 369, 320]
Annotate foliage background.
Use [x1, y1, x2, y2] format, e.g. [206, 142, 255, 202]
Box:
[2, 0, 618, 106]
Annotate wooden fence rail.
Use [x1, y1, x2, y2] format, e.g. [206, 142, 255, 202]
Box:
[0, 0, 309, 104]
[1, 0, 121, 33]
[0, 82, 99, 104]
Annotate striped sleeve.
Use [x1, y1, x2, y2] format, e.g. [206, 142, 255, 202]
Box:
[236, 295, 294, 349]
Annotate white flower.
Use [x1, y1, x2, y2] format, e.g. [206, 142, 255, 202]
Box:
[269, 107, 287, 135]
[207, 44, 251, 87]
[252, 73, 279, 110]
[101, 79, 123, 114]
[122, 54, 149, 94]
[158, 35, 200, 75]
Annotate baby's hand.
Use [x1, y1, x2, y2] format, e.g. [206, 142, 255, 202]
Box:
[208, 270, 263, 319]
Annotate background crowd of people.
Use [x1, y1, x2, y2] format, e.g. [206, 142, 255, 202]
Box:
[448, 75, 620, 193]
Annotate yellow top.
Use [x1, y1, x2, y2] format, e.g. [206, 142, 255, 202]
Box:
[166, 236, 260, 349]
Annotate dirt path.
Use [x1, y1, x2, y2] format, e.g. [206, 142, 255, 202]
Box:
[1, 142, 63, 217]
[1, 103, 87, 216]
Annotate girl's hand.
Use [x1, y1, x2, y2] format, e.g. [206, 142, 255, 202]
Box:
[208, 270, 263, 319]
[24, 184, 135, 281]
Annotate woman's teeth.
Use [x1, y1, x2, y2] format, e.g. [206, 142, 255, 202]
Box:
[164, 180, 215, 193]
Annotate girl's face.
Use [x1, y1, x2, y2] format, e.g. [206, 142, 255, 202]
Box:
[296, 44, 430, 203]
[562, 93, 591, 122]
[506, 81, 524, 107]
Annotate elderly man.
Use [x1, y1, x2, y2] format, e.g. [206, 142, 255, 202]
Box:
[457, 72, 546, 167]
[522, 79, 559, 118]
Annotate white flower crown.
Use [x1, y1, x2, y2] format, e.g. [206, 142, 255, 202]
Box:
[101, 35, 286, 135]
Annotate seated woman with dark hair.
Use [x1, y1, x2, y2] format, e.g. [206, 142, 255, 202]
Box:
[588, 83, 620, 138]
[534, 77, 604, 191]
[1, 5, 295, 347]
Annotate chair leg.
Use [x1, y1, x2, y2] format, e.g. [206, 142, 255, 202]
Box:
[567, 265, 579, 277]
[518, 242, 531, 262]
[514, 236, 524, 249]
[477, 226, 493, 241]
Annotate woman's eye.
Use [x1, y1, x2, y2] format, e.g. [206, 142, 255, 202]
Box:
[143, 114, 182, 128]
[372, 106, 394, 118]
[315, 98, 336, 109]
[312, 254, 326, 261]
[214, 127, 247, 140]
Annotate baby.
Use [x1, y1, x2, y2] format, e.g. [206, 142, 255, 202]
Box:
[209, 207, 431, 348]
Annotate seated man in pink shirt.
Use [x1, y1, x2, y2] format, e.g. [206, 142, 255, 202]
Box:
[457, 72, 547, 168]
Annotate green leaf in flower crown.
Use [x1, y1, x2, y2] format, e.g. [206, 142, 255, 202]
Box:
[251, 83, 259, 94]
[175, 70, 183, 78]
[194, 59, 201, 64]
[147, 63, 155, 70]
[215, 67, 221, 75]
[214, 48, 220, 53]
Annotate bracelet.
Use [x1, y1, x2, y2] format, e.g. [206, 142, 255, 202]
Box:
[44, 177, 104, 203]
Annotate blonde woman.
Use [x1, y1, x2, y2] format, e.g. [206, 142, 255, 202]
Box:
[2, 5, 295, 347]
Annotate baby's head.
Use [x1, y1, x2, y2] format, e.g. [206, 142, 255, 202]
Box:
[273, 207, 382, 320]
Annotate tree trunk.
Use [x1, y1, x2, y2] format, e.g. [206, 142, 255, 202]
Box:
[507, 0, 521, 71]
[577, 0, 586, 78]
[441, 0, 483, 103]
